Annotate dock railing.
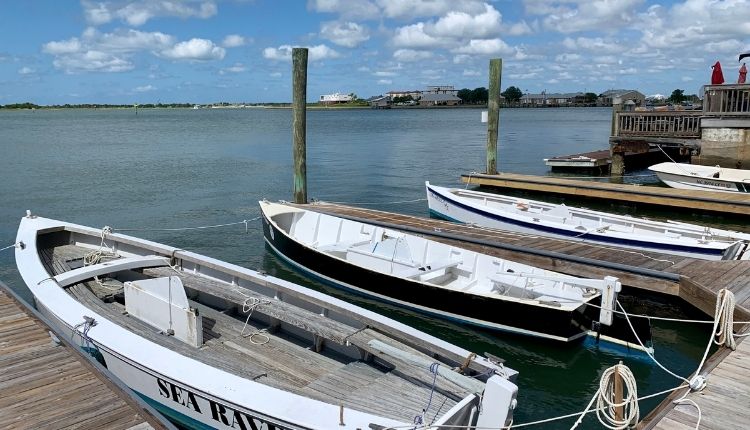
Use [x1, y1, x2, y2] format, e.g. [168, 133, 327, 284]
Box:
[615, 111, 702, 138]
[703, 84, 750, 116]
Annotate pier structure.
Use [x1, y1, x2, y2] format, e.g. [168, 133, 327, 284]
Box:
[610, 84, 750, 174]
[0, 283, 175, 430]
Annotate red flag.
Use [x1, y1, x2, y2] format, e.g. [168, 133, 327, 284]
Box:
[711, 61, 724, 84]
[739, 63, 747, 84]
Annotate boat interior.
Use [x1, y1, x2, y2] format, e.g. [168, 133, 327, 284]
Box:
[36, 228, 500, 425]
[270, 207, 601, 308]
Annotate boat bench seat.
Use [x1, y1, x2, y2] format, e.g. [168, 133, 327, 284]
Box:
[396, 259, 461, 279]
[316, 240, 371, 254]
[143, 267, 360, 346]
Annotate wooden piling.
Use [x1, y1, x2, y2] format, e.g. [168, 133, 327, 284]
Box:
[486, 58, 502, 175]
[292, 47, 308, 204]
[614, 361, 624, 423]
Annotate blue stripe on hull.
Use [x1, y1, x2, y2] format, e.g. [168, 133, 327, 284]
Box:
[428, 187, 726, 258]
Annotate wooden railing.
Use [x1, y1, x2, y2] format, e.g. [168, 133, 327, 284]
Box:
[703, 84, 750, 116]
[615, 111, 702, 138]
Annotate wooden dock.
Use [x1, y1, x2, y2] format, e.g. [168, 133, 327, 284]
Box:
[544, 149, 611, 170]
[297, 202, 750, 321]
[0, 283, 175, 430]
[460, 172, 750, 216]
[638, 335, 750, 429]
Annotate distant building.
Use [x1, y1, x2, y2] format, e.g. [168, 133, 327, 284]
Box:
[319, 92, 353, 104]
[598, 90, 645, 107]
[419, 93, 461, 106]
[387, 90, 422, 99]
[366, 95, 391, 109]
[424, 85, 458, 96]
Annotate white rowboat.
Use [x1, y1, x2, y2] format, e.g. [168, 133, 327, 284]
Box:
[426, 182, 750, 260]
[15, 212, 518, 430]
[649, 162, 750, 193]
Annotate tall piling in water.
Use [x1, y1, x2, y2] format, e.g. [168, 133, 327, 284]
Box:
[486, 58, 502, 175]
[292, 47, 308, 204]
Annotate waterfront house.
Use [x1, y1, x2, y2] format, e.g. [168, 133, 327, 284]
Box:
[424, 85, 459, 96]
[387, 90, 422, 99]
[598, 89, 645, 107]
[319, 92, 353, 105]
[366, 95, 392, 109]
[419, 93, 462, 106]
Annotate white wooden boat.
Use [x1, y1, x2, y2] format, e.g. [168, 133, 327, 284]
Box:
[426, 182, 750, 260]
[15, 212, 518, 430]
[259, 201, 650, 348]
[649, 162, 750, 193]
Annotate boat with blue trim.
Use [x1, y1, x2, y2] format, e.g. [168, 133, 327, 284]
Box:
[649, 162, 750, 193]
[426, 181, 750, 260]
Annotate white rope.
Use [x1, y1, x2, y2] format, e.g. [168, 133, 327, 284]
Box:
[0, 242, 22, 252]
[570, 363, 639, 430]
[113, 216, 260, 233]
[82, 227, 122, 293]
[235, 289, 272, 345]
[656, 144, 694, 176]
[712, 289, 738, 350]
[584, 301, 750, 325]
[313, 198, 427, 206]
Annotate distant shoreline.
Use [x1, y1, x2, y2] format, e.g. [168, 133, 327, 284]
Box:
[0, 103, 612, 111]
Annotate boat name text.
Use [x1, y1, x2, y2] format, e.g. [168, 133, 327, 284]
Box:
[157, 378, 286, 430]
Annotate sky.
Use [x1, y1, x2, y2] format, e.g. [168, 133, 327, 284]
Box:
[1, 0, 749, 104]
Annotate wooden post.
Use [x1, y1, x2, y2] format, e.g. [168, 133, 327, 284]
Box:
[614, 361, 624, 423]
[486, 58, 502, 175]
[292, 48, 308, 204]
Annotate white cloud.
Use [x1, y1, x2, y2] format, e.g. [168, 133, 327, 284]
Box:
[160, 38, 225, 61]
[308, 0, 380, 20]
[43, 38, 83, 55]
[222, 35, 247, 48]
[373, 71, 397, 77]
[682, 76, 694, 82]
[463, 69, 480, 76]
[562, 37, 621, 54]
[134, 84, 156, 92]
[392, 23, 447, 49]
[220, 63, 247, 74]
[18, 67, 35, 75]
[270, 71, 282, 77]
[53, 50, 133, 73]
[452, 39, 514, 55]
[377, 79, 392, 84]
[555, 53, 582, 62]
[82, 0, 218, 26]
[431, 4, 501, 38]
[525, 0, 644, 33]
[377, 0, 486, 20]
[393, 49, 432, 61]
[320, 21, 370, 48]
[263, 44, 340, 62]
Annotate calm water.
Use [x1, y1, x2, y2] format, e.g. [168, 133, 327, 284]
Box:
[0, 107, 714, 428]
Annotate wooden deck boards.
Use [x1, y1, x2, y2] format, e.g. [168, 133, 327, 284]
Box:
[0, 289, 172, 430]
[460, 172, 750, 216]
[645, 337, 750, 430]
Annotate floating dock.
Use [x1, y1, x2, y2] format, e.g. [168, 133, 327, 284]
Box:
[0, 283, 175, 430]
[461, 172, 750, 216]
[544, 149, 611, 170]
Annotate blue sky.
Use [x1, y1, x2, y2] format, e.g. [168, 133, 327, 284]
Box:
[1, 0, 748, 104]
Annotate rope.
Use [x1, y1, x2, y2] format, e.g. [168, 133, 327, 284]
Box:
[583, 301, 750, 325]
[72, 316, 98, 349]
[113, 217, 260, 233]
[656, 144, 694, 176]
[235, 289, 272, 345]
[570, 363, 639, 430]
[712, 289, 739, 350]
[312, 198, 427, 206]
[0, 242, 22, 252]
[414, 363, 440, 427]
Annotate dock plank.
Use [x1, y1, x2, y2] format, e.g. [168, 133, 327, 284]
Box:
[0, 288, 174, 430]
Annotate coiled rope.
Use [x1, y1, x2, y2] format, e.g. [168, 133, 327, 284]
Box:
[570, 363, 639, 430]
[235, 289, 272, 345]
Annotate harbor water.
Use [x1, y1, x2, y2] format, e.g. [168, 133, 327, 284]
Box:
[0, 107, 718, 428]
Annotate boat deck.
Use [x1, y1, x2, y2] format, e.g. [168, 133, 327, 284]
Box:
[0, 285, 174, 430]
[43, 244, 466, 424]
[295, 202, 750, 320]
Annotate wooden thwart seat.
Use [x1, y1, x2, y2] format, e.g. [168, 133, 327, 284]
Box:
[143, 267, 359, 346]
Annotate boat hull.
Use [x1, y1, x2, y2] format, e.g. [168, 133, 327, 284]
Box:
[261, 211, 592, 343]
[426, 183, 734, 260]
[652, 170, 748, 193]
